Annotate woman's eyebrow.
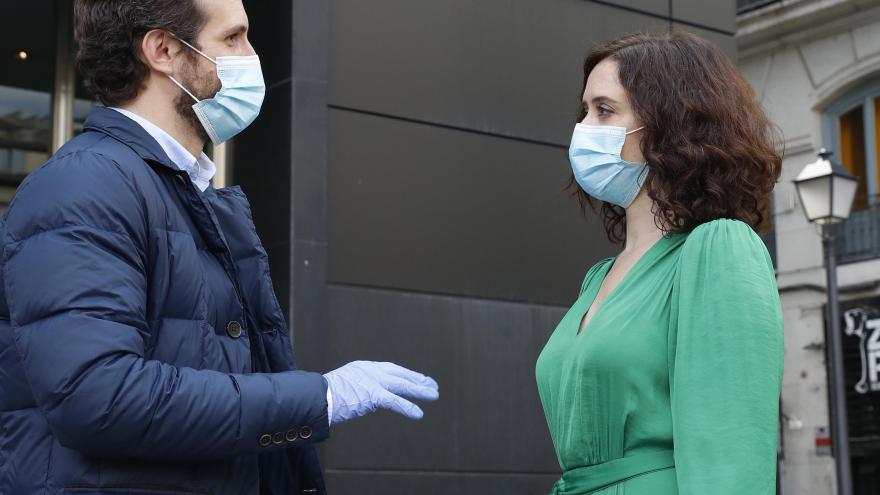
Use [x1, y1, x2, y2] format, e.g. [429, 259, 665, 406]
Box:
[590, 96, 619, 105]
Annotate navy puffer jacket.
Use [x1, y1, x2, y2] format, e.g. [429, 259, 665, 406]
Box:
[0, 107, 330, 495]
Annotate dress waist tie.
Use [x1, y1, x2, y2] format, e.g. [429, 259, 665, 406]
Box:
[550, 450, 675, 495]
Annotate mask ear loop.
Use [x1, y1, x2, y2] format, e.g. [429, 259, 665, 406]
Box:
[165, 75, 205, 176]
[165, 32, 218, 103]
[168, 33, 217, 65]
[167, 32, 217, 173]
[167, 75, 200, 104]
[625, 126, 646, 135]
[623, 125, 648, 169]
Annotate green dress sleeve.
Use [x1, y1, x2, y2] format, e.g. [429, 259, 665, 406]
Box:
[669, 219, 783, 494]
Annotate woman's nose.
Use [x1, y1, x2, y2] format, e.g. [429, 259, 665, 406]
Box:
[581, 115, 601, 126]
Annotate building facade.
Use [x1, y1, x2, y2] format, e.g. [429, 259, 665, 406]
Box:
[738, 0, 880, 494]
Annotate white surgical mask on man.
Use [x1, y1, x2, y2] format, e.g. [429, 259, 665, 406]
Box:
[167, 35, 266, 145]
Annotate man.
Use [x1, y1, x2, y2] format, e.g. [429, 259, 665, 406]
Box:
[0, 1, 439, 494]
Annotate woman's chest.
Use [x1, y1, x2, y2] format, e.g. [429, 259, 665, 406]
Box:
[540, 265, 679, 385]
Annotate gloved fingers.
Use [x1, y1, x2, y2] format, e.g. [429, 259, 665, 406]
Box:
[379, 374, 440, 402]
[375, 362, 439, 390]
[376, 389, 425, 420]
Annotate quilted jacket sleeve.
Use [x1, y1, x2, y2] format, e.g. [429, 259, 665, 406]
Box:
[3, 151, 329, 461]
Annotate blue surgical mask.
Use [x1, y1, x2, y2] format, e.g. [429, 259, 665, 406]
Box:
[568, 123, 647, 208]
[168, 37, 266, 145]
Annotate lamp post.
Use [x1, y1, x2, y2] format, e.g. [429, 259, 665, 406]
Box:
[793, 148, 859, 495]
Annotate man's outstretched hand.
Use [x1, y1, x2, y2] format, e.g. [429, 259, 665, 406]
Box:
[323, 361, 440, 425]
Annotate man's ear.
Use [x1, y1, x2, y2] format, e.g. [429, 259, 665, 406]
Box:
[140, 29, 179, 76]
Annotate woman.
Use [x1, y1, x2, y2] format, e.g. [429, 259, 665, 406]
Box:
[535, 31, 783, 495]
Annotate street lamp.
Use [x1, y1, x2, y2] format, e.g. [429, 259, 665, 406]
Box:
[793, 148, 858, 495]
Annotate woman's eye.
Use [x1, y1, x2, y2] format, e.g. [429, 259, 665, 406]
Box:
[598, 106, 613, 115]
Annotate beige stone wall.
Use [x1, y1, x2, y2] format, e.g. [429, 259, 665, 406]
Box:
[738, 1, 880, 493]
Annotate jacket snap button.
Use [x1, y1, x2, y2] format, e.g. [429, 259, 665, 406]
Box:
[272, 432, 285, 445]
[258, 434, 272, 447]
[285, 429, 298, 442]
[226, 320, 243, 338]
[299, 426, 312, 439]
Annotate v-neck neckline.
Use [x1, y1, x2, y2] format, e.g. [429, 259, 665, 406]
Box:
[575, 234, 676, 336]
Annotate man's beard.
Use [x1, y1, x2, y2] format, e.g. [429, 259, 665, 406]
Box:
[173, 57, 222, 146]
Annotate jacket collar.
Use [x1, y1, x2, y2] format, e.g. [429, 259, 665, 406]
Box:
[82, 106, 182, 173]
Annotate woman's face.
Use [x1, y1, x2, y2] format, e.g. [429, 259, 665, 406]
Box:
[580, 58, 645, 164]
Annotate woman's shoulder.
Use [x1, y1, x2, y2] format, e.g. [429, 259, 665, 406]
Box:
[678, 218, 772, 271]
[682, 218, 762, 250]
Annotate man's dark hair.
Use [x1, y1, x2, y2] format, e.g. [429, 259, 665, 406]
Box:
[74, 0, 207, 107]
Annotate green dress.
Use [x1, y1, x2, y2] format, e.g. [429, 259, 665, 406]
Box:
[535, 219, 783, 495]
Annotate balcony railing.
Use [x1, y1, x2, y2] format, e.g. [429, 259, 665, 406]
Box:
[736, 0, 781, 14]
[837, 202, 880, 265]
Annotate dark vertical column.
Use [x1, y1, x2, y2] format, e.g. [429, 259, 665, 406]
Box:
[233, 0, 330, 371]
[233, 1, 294, 319]
[235, 0, 331, 464]
[288, 0, 330, 373]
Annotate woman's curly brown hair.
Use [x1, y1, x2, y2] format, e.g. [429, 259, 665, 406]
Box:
[569, 31, 782, 243]
[74, 0, 206, 107]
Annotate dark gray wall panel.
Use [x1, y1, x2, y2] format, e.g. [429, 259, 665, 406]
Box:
[597, 0, 670, 16]
[291, 78, 330, 244]
[327, 109, 616, 305]
[672, 23, 737, 60]
[290, 239, 327, 371]
[288, 0, 331, 372]
[289, 0, 329, 82]
[672, 0, 736, 33]
[325, 471, 559, 495]
[322, 285, 565, 473]
[329, 0, 670, 146]
[320, 2, 739, 493]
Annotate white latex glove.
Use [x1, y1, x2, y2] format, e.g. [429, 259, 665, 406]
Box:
[323, 361, 439, 425]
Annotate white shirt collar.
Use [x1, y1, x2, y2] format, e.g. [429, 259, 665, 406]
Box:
[109, 107, 216, 192]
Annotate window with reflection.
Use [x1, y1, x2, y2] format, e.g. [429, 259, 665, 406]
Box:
[0, 1, 55, 200]
[840, 104, 869, 210]
[830, 88, 880, 211]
